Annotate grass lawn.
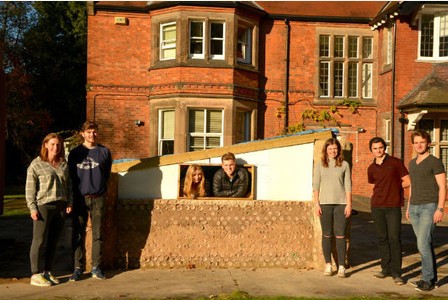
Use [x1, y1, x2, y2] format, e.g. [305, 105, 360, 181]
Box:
[2, 194, 28, 217]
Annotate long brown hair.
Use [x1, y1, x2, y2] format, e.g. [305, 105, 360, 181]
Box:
[321, 138, 343, 168]
[39, 133, 65, 162]
[183, 164, 206, 197]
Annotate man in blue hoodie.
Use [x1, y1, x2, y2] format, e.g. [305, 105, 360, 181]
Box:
[68, 121, 112, 281]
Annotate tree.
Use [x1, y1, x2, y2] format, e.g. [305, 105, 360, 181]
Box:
[0, 2, 87, 183]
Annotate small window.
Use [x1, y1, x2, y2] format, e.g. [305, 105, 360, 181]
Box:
[159, 109, 175, 155]
[385, 119, 391, 143]
[320, 35, 330, 57]
[237, 24, 252, 64]
[348, 62, 358, 98]
[319, 61, 330, 97]
[190, 21, 204, 59]
[235, 111, 251, 144]
[210, 22, 225, 60]
[419, 13, 448, 60]
[188, 109, 223, 151]
[441, 120, 448, 141]
[161, 22, 176, 60]
[348, 36, 358, 58]
[362, 63, 372, 98]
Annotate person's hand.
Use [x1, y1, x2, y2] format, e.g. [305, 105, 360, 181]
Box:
[405, 207, 410, 221]
[66, 205, 72, 214]
[30, 211, 39, 221]
[315, 204, 322, 216]
[434, 210, 444, 223]
[344, 204, 352, 218]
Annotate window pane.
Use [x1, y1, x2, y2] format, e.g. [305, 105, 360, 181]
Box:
[319, 62, 329, 97]
[207, 110, 222, 133]
[348, 62, 357, 97]
[334, 36, 344, 58]
[349, 36, 358, 58]
[334, 62, 343, 97]
[362, 63, 372, 98]
[439, 14, 448, 57]
[161, 23, 176, 60]
[441, 120, 448, 141]
[190, 21, 203, 56]
[206, 137, 221, 148]
[419, 119, 434, 140]
[235, 111, 250, 143]
[320, 35, 330, 57]
[161, 110, 174, 139]
[421, 14, 434, 57]
[237, 26, 251, 63]
[162, 48, 176, 59]
[210, 22, 224, 57]
[441, 148, 448, 179]
[190, 136, 204, 151]
[163, 24, 176, 40]
[189, 110, 204, 132]
[211, 22, 223, 38]
[363, 37, 373, 59]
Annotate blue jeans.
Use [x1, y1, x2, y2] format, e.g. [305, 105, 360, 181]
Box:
[409, 202, 437, 283]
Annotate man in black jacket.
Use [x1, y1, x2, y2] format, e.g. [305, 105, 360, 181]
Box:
[212, 152, 248, 197]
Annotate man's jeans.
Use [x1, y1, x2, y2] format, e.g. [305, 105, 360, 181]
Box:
[371, 207, 402, 277]
[72, 196, 105, 269]
[409, 202, 437, 283]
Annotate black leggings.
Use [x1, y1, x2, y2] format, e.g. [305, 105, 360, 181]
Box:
[320, 204, 347, 266]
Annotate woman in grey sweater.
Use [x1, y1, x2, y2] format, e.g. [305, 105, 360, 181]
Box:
[313, 138, 352, 278]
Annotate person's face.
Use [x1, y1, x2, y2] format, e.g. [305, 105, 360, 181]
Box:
[45, 138, 61, 157]
[370, 142, 385, 159]
[82, 129, 98, 145]
[326, 144, 339, 159]
[192, 170, 202, 184]
[412, 135, 429, 155]
[222, 159, 236, 178]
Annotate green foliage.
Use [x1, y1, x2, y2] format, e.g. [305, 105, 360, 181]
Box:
[279, 99, 361, 135]
[1, 2, 87, 180]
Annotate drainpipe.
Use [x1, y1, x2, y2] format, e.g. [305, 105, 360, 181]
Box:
[284, 19, 290, 132]
[390, 21, 397, 156]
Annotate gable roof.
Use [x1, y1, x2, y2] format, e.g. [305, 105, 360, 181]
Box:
[398, 63, 448, 110]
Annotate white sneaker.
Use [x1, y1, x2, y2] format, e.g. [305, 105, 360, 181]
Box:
[43, 271, 59, 285]
[338, 266, 346, 278]
[324, 263, 333, 276]
[30, 273, 51, 287]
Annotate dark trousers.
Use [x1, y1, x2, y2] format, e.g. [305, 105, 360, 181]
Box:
[72, 196, 104, 269]
[320, 204, 347, 266]
[30, 201, 66, 274]
[371, 207, 402, 277]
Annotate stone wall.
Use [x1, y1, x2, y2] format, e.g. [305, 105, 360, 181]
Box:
[97, 188, 319, 270]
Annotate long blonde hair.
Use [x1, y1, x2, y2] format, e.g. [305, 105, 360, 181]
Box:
[39, 133, 65, 163]
[321, 138, 343, 168]
[183, 164, 206, 197]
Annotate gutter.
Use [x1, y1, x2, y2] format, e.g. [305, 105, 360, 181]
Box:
[284, 18, 290, 132]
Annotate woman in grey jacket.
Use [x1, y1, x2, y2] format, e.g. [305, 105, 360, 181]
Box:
[313, 138, 352, 278]
[25, 133, 72, 287]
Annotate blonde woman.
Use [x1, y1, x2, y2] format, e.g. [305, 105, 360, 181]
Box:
[313, 138, 352, 278]
[183, 164, 209, 198]
[25, 133, 72, 286]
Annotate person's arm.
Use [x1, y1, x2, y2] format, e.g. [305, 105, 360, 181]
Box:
[434, 172, 446, 223]
[313, 163, 322, 216]
[344, 163, 352, 218]
[313, 190, 322, 216]
[25, 163, 39, 221]
[401, 174, 410, 189]
[406, 185, 411, 221]
[231, 168, 249, 198]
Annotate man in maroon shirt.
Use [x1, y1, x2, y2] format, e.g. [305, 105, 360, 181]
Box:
[367, 137, 410, 286]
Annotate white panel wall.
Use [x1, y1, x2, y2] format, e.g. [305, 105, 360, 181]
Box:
[117, 143, 314, 201]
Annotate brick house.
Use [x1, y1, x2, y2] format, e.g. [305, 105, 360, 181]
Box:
[372, 1, 448, 184]
[86, 1, 448, 199]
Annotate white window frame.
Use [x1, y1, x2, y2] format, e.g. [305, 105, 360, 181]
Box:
[188, 109, 223, 152]
[210, 21, 225, 60]
[158, 109, 175, 155]
[160, 22, 176, 61]
[189, 20, 205, 59]
[418, 11, 448, 61]
[237, 24, 252, 64]
[318, 34, 373, 100]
